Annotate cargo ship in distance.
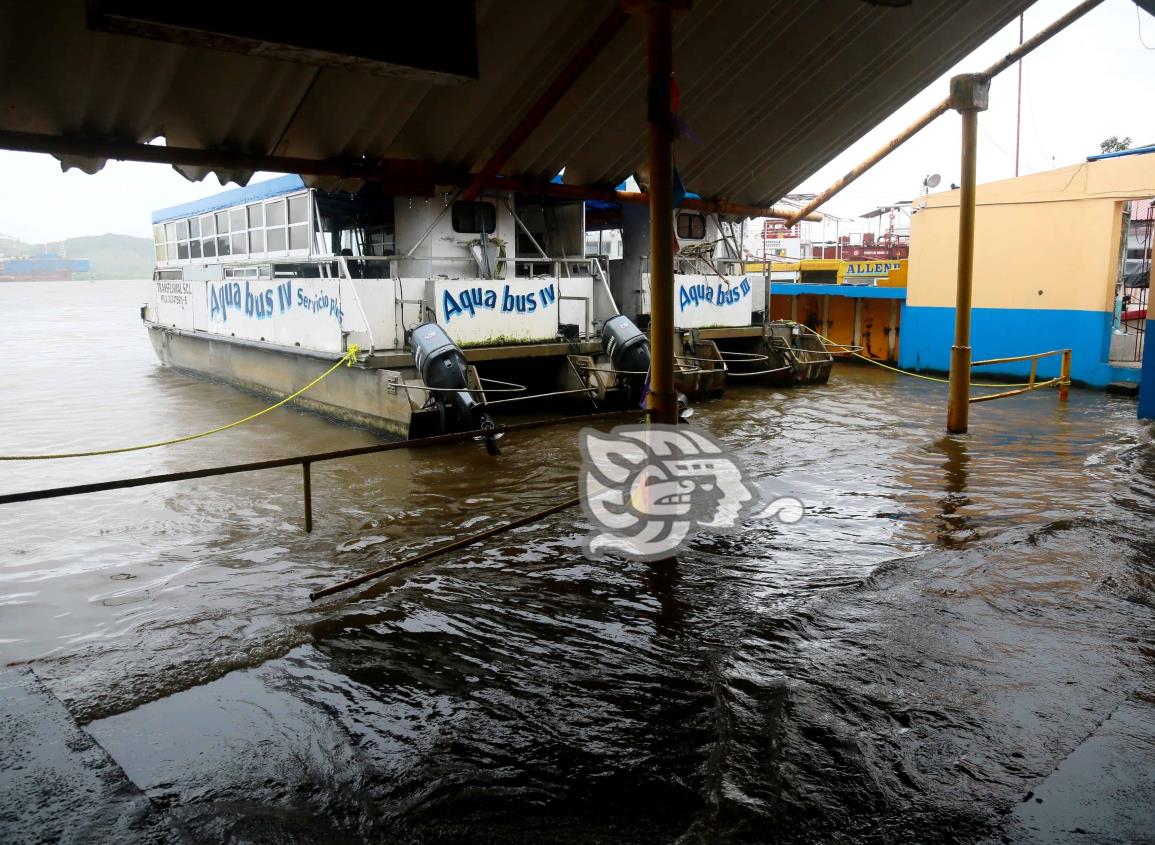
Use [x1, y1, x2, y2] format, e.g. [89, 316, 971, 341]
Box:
[0, 244, 91, 282]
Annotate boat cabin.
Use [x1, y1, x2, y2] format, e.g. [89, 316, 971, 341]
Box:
[149, 175, 616, 358]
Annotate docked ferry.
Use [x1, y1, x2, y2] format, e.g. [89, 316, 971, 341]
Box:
[142, 176, 834, 438]
[143, 176, 666, 439]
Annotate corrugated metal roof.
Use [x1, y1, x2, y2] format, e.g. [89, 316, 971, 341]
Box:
[0, 0, 1034, 207]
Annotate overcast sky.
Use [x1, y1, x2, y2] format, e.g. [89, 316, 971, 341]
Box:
[1, 0, 1152, 245]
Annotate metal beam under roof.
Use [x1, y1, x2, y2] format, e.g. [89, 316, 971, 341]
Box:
[0, 0, 1035, 208]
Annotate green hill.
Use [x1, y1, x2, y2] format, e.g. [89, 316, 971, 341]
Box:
[59, 234, 154, 279]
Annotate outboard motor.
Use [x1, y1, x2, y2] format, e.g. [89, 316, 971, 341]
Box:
[601, 314, 651, 408]
[601, 314, 692, 419]
[410, 322, 500, 454]
[602, 314, 651, 376]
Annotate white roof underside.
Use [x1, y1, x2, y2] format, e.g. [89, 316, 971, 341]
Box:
[0, 0, 1035, 205]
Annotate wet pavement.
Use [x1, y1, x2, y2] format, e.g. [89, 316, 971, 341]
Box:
[0, 668, 173, 843]
[2, 281, 1154, 843]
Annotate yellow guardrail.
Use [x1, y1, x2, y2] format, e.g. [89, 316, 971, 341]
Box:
[968, 348, 1071, 404]
[790, 322, 1061, 390]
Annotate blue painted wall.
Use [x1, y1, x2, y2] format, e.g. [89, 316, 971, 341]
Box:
[1139, 317, 1155, 418]
[898, 305, 1139, 387]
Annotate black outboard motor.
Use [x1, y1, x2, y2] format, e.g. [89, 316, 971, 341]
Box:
[602, 315, 651, 375]
[601, 314, 691, 419]
[601, 314, 651, 407]
[410, 322, 500, 454]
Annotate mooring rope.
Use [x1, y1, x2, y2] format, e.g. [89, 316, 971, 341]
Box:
[787, 323, 1056, 390]
[0, 345, 360, 461]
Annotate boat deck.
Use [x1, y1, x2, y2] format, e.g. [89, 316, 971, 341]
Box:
[363, 339, 603, 370]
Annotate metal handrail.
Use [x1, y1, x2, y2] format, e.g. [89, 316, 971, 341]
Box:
[969, 348, 1071, 404]
[336, 255, 378, 353]
[0, 410, 649, 533]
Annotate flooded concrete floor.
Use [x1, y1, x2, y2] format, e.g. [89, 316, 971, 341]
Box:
[1, 281, 1154, 843]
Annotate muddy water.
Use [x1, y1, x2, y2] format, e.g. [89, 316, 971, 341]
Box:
[2, 280, 1154, 842]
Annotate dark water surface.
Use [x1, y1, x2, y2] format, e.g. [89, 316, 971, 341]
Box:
[2, 280, 1154, 843]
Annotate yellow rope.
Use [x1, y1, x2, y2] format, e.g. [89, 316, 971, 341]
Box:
[786, 323, 1052, 389]
[0, 345, 360, 462]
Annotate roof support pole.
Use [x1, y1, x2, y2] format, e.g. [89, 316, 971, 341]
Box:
[635, 0, 681, 426]
[946, 74, 989, 434]
[461, 8, 630, 202]
[783, 0, 1106, 226]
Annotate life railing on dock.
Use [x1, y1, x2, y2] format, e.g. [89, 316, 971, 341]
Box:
[0, 410, 646, 533]
[969, 348, 1071, 404]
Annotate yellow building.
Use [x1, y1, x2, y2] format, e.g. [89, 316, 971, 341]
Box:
[901, 146, 1155, 386]
[742, 258, 908, 361]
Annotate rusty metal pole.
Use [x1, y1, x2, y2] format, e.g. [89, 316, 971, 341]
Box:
[302, 461, 313, 533]
[782, 101, 951, 227]
[644, 1, 679, 426]
[1014, 12, 1024, 177]
[946, 74, 990, 434]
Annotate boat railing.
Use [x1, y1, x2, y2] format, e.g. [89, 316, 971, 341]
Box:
[641, 254, 750, 278]
[336, 253, 606, 280]
[335, 255, 614, 347]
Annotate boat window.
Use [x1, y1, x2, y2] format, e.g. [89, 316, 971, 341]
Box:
[156, 269, 183, 280]
[801, 269, 837, 284]
[676, 212, 705, 240]
[175, 220, 188, 241]
[363, 224, 394, 256]
[231, 233, 247, 254]
[189, 239, 202, 259]
[266, 200, 287, 228]
[250, 229, 265, 253]
[224, 267, 260, 279]
[201, 214, 216, 236]
[451, 201, 496, 234]
[230, 208, 246, 233]
[153, 225, 167, 262]
[202, 238, 217, 258]
[288, 195, 308, 225]
[164, 222, 176, 242]
[272, 263, 322, 278]
[188, 218, 200, 239]
[217, 236, 231, 256]
[267, 227, 287, 252]
[247, 204, 264, 229]
[288, 224, 309, 251]
[216, 211, 230, 235]
[177, 241, 189, 260]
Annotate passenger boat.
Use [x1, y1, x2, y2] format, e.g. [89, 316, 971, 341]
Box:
[590, 202, 835, 392]
[142, 177, 852, 438]
[142, 176, 664, 439]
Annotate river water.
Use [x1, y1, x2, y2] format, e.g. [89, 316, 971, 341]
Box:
[2, 279, 1154, 843]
